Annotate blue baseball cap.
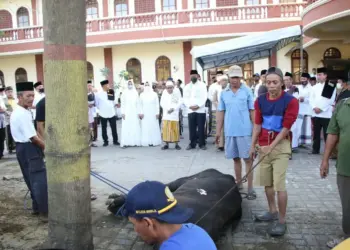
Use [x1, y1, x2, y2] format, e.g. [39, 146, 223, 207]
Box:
[121, 181, 193, 224]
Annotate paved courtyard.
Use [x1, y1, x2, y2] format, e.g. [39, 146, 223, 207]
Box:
[0, 120, 343, 250]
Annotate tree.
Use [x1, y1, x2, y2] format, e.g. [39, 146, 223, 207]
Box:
[43, 0, 93, 249]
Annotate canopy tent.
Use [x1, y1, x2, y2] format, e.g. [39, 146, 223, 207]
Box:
[190, 25, 302, 70]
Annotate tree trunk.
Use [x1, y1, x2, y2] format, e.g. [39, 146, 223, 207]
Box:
[43, 1, 93, 249]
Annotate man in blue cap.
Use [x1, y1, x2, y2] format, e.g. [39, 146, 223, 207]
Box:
[122, 181, 217, 249]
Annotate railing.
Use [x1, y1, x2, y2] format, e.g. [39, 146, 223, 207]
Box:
[1, 3, 306, 43]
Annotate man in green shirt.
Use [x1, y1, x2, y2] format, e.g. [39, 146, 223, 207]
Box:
[321, 97, 350, 248]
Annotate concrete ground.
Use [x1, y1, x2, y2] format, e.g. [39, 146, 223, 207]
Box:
[0, 119, 343, 250]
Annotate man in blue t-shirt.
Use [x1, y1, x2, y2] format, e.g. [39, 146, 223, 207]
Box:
[122, 181, 217, 250]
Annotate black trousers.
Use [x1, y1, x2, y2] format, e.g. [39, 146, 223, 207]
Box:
[93, 117, 98, 141]
[188, 112, 206, 148]
[0, 127, 5, 157]
[100, 116, 118, 144]
[312, 117, 330, 153]
[6, 125, 15, 152]
[16, 142, 48, 213]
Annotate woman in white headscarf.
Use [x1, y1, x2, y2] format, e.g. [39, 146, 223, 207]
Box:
[139, 82, 162, 146]
[120, 80, 141, 148]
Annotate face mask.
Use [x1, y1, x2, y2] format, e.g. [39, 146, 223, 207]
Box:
[191, 77, 197, 83]
[337, 83, 342, 89]
[39, 88, 44, 93]
[128, 85, 133, 90]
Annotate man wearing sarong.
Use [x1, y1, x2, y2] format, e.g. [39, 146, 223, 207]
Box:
[298, 73, 313, 147]
[160, 81, 183, 150]
[208, 71, 223, 138]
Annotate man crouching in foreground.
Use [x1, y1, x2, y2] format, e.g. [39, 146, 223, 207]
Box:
[121, 181, 217, 250]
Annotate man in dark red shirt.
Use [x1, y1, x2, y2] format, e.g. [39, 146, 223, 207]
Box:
[249, 67, 299, 236]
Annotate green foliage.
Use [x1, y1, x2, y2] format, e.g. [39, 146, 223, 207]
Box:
[100, 67, 130, 91]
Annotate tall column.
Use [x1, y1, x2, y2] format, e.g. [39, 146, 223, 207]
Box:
[35, 54, 43, 82]
[103, 0, 109, 17]
[104, 48, 114, 85]
[129, 0, 135, 15]
[31, 0, 37, 25]
[181, 0, 187, 9]
[188, 0, 194, 9]
[269, 48, 277, 67]
[183, 41, 192, 84]
[238, 0, 245, 6]
[209, 0, 216, 8]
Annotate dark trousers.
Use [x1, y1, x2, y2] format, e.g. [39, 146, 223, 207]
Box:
[6, 125, 15, 153]
[100, 116, 118, 144]
[93, 117, 98, 141]
[312, 117, 330, 153]
[16, 142, 48, 213]
[188, 112, 206, 148]
[0, 127, 5, 157]
[337, 174, 350, 236]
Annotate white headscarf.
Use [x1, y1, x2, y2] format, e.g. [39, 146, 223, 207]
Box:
[124, 80, 138, 97]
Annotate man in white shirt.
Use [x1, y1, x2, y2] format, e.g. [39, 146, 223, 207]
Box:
[10, 81, 47, 216]
[254, 69, 268, 101]
[208, 70, 223, 137]
[309, 67, 336, 154]
[298, 73, 313, 147]
[183, 70, 208, 150]
[95, 80, 119, 147]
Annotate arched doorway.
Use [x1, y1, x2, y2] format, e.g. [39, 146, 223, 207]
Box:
[15, 68, 28, 83]
[323, 47, 341, 60]
[0, 71, 4, 86]
[291, 49, 308, 83]
[16, 7, 30, 27]
[155, 56, 171, 82]
[0, 10, 13, 29]
[126, 58, 142, 85]
[87, 62, 94, 83]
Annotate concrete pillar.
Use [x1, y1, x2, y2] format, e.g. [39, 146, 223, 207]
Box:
[104, 48, 114, 85]
[183, 41, 193, 84]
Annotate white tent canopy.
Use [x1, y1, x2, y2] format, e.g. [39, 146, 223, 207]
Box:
[190, 25, 302, 70]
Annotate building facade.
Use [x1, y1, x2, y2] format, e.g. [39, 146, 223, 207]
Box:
[0, 0, 349, 90]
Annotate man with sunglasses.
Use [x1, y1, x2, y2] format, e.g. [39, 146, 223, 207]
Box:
[122, 181, 216, 250]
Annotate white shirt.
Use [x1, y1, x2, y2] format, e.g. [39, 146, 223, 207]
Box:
[95, 90, 117, 118]
[208, 83, 221, 111]
[183, 81, 208, 114]
[161, 91, 183, 121]
[309, 82, 336, 119]
[298, 84, 312, 115]
[253, 82, 262, 101]
[0, 97, 6, 128]
[10, 105, 36, 143]
[32, 92, 45, 119]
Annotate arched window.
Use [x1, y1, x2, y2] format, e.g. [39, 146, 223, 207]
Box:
[323, 47, 341, 60]
[163, 0, 176, 11]
[17, 7, 30, 27]
[0, 71, 4, 86]
[0, 10, 13, 29]
[195, 0, 209, 9]
[126, 58, 142, 85]
[155, 56, 171, 82]
[115, 0, 128, 16]
[15, 68, 28, 83]
[87, 62, 94, 82]
[291, 49, 308, 83]
[86, 0, 98, 19]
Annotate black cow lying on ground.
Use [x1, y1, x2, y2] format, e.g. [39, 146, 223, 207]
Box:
[106, 168, 242, 242]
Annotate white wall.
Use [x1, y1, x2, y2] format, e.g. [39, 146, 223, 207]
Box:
[0, 54, 36, 88]
[112, 41, 184, 85]
[87, 47, 105, 90]
[253, 58, 269, 74]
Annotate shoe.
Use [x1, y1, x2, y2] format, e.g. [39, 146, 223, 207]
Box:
[161, 145, 169, 150]
[216, 147, 224, 152]
[186, 145, 195, 150]
[199, 146, 207, 150]
[268, 222, 287, 237]
[254, 211, 279, 222]
[247, 190, 257, 200]
[90, 143, 97, 147]
[113, 142, 120, 146]
[103, 142, 108, 147]
[326, 237, 346, 248]
[31, 211, 40, 216]
[175, 145, 181, 150]
[309, 151, 319, 155]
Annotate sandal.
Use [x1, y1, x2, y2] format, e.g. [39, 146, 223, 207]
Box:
[268, 221, 287, 237]
[161, 145, 169, 150]
[247, 190, 257, 200]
